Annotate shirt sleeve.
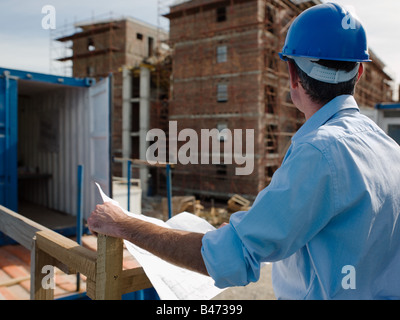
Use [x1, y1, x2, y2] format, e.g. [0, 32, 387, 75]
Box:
[201, 142, 337, 289]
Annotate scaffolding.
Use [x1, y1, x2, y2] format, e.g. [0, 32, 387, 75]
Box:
[49, 21, 75, 76]
[263, 0, 306, 185]
[53, 13, 124, 79]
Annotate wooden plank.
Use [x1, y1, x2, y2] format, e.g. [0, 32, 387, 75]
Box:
[0, 275, 31, 287]
[162, 196, 196, 219]
[0, 205, 51, 249]
[86, 278, 96, 300]
[113, 157, 174, 168]
[94, 235, 123, 300]
[35, 231, 97, 280]
[120, 268, 153, 295]
[30, 237, 54, 300]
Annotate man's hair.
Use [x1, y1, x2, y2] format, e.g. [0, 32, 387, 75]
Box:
[289, 59, 360, 106]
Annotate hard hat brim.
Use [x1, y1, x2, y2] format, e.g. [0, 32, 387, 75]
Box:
[279, 52, 372, 63]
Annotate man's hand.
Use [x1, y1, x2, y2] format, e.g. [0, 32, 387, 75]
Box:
[87, 202, 129, 238]
[87, 202, 209, 276]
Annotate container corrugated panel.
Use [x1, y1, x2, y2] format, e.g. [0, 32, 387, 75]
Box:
[1, 68, 111, 222]
[19, 86, 86, 216]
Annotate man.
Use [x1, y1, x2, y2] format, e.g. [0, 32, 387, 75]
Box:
[88, 3, 400, 299]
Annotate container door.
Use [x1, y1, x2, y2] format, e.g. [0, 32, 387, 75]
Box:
[0, 75, 18, 212]
[86, 76, 111, 217]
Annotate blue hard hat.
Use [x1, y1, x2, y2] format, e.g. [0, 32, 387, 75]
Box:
[279, 2, 371, 62]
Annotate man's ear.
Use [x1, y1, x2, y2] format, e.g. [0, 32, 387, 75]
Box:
[357, 63, 364, 82]
[288, 60, 299, 89]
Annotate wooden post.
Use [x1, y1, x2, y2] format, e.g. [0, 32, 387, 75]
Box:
[94, 234, 123, 300]
[30, 236, 55, 300]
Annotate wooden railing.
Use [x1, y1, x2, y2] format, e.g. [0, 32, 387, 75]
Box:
[0, 205, 152, 300]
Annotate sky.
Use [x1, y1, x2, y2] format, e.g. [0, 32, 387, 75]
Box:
[0, 0, 399, 97]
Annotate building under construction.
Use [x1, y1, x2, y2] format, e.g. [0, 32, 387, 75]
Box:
[55, 16, 171, 194]
[165, 0, 394, 199]
[55, 0, 394, 201]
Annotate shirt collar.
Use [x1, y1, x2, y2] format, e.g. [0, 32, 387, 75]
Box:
[292, 95, 360, 142]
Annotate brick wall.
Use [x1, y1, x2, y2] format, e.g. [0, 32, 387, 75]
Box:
[168, 0, 265, 198]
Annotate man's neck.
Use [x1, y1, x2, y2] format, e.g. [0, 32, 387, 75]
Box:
[298, 95, 324, 121]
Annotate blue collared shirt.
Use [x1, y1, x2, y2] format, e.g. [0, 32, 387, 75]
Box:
[201, 95, 400, 299]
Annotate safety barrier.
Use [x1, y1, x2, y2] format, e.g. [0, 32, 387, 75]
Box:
[0, 205, 152, 300]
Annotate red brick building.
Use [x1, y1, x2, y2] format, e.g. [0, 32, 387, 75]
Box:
[165, 0, 394, 200]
